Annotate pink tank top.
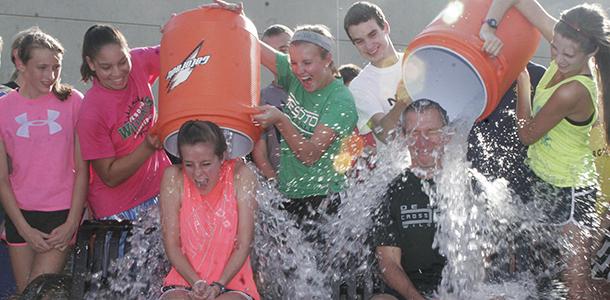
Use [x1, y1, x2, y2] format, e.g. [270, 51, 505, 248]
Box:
[163, 159, 260, 299]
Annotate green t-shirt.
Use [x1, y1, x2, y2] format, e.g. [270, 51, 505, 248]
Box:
[275, 53, 357, 198]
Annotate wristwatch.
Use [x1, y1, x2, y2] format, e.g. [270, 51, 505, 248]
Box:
[485, 18, 498, 29]
[211, 281, 226, 294]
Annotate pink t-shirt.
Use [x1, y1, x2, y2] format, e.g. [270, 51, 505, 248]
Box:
[0, 89, 83, 211]
[77, 46, 171, 219]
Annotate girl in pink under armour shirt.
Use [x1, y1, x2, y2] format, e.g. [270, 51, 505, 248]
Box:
[0, 29, 88, 295]
[160, 120, 259, 300]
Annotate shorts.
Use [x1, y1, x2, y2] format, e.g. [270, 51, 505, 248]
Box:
[3, 209, 69, 246]
[592, 229, 610, 282]
[160, 285, 253, 300]
[529, 175, 597, 228]
[281, 193, 342, 249]
[282, 193, 341, 224]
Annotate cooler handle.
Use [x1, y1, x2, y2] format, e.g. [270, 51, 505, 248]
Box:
[493, 55, 507, 79]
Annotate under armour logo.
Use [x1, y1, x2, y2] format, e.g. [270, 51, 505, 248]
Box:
[15, 110, 62, 138]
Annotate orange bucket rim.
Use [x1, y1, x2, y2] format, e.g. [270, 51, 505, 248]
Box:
[162, 126, 255, 148]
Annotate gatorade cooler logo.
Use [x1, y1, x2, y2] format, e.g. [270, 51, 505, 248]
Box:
[166, 41, 211, 92]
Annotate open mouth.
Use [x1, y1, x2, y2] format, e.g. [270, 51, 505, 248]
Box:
[367, 47, 379, 57]
[194, 178, 207, 188]
[299, 75, 313, 89]
[112, 78, 126, 86]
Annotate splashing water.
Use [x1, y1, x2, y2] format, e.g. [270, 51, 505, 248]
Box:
[84, 140, 407, 300]
[84, 109, 585, 300]
[427, 117, 536, 299]
[85, 205, 169, 299]
[252, 139, 410, 299]
[421, 105, 573, 299]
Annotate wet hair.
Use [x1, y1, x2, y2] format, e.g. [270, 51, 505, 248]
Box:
[17, 30, 72, 101]
[291, 24, 338, 75]
[338, 63, 361, 85]
[9, 26, 41, 82]
[555, 4, 610, 142]
[177, 120, 227, 159]
[262, 24, 294, 39]
[401, 98, 450, 130]
[344, 1, 387, 41]
[80, 24, 129, 82]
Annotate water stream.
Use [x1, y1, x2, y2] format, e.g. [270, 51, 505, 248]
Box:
[86, 106, 572, 300]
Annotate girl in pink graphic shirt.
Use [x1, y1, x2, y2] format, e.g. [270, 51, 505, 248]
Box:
[76, 25, 171, 222]
[0, 29, 88, 295]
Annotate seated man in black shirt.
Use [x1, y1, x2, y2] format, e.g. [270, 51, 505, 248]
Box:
[372, 99, 450, 300]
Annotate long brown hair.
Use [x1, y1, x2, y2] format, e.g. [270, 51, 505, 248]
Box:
[556, 4, 610, 142]
[17, 30, 72, 101]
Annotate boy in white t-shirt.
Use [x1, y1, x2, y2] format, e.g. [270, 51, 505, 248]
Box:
[344, 1, 411, 144]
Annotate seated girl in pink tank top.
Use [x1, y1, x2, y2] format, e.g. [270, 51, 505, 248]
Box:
[159, 120, 260, 300]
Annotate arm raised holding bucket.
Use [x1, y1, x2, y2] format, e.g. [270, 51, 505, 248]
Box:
[214, 0, 353, 166]
[214, 2, 357, 251]
[480, 0, 556, 56]
[215, 0, 353, 164]
[77, 24, 172, 222]
[251, 24, 294, 180]
[482, 1, 610, 299]
[514, 67, 590, 146]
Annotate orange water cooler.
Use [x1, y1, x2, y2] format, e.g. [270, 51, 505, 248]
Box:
[157, 7, 261, 158]
[403, 0, 540, 121]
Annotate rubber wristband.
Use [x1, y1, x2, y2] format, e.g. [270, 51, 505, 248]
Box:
[211, 281, 226, 294]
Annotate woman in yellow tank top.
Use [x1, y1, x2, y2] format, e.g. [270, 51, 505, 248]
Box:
[481, 0, 610, 298]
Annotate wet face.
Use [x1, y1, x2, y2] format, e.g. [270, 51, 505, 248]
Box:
[289, 42, 333, 92]
[347, 19, 392, 67]
[550, 33, 593, 76]
[403, 108, 447, 173]
[86, 43, 131, 90]
[19, 48, 62, 98]
[263, 32, 292, 54]
[180, 142, 223, 194]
